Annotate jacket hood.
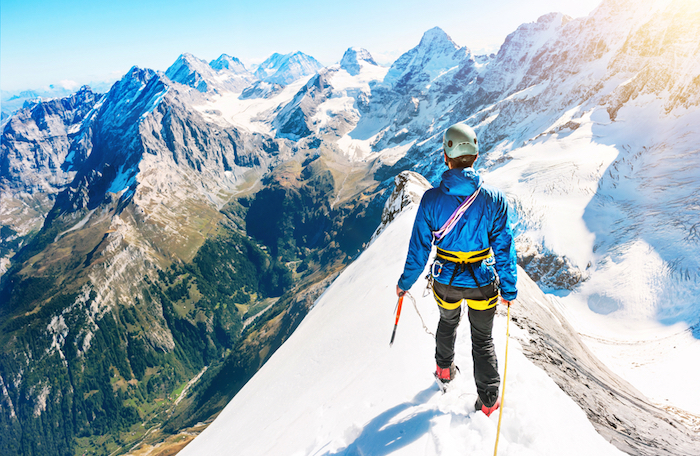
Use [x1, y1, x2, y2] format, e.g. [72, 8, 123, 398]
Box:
[439, 168, 481, 196]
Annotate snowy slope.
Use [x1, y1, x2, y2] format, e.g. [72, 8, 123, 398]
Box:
[179, 176, 628, 456]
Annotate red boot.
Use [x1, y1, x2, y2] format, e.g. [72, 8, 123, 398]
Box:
[435, 363, 458, 383]
[475, 396, 500, 417]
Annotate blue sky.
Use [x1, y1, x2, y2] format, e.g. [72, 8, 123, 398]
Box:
[1, 0, 602, 92]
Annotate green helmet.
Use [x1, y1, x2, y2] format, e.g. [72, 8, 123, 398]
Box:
[443, 123, 478, 158]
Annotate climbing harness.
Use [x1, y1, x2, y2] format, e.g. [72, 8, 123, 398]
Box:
[435, 246, 493, 263]
[493, 302, 511, 456]
[423, 260, 444, 297]
[431, 287, 499, 311]
[425, 245, 498, 311]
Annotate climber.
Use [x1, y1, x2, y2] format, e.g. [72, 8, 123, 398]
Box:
[396, 122, 518, 416]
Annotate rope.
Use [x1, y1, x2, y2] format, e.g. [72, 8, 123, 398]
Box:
[404, 292, 435, 338]
[493, 303, 511, 456]
[432, 186, 482, 242]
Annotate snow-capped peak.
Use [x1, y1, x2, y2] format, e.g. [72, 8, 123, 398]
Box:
[253, 51, 323, 85]
[165, 52, 256, 93]
[168, 53, 210, 72]
[340, 47, 378, 76]
[209, 54, 249, 75]
[418, 26, 460, 50]
[165, 53, 213, 92]
[384, 26, 471, 92]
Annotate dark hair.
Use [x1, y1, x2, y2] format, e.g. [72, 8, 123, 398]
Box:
[446, 154, 477, 169]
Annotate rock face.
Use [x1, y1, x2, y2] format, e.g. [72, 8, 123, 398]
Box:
[371, 170, 432, 241]
[516, 237, 587, 290]
[0, 85, 102, 235]
[1, 86, 102, 196]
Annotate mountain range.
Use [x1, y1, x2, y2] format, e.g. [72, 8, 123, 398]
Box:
[1, 0, 699, 454]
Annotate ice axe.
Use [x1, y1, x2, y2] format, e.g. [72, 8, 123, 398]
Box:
[389, 294, 405, 347]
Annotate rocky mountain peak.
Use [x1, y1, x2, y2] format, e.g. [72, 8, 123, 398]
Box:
[75, 85, 95, 96]
[123, 65, 158, 85]
[107, 66, 159, 106]
[168, 53, 209, 73]
[418, 26, 458, 50]
[165, 54, 212, 92]
[339, 47, 378, 76]
[537, 11, 573, 26]
[384, 26, 470, 93]
[165, 52, 256, 93]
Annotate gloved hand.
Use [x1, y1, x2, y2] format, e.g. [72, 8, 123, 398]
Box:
[396, 284, 406, 297]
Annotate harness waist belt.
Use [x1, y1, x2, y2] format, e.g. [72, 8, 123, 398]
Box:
[436, 247, 493, 263]
[432, 288, 499, 310]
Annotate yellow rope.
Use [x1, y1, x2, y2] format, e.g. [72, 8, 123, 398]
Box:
[493, 303, 511, 456]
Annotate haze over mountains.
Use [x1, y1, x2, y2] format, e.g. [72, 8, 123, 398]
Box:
[1, 0, 699, 454]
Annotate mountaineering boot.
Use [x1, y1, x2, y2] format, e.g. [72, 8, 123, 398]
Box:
[435, 363, 458, 383]
[475, 396, 500, 417]
[434, 363, 459, 393]
[434, 363, 460, 392]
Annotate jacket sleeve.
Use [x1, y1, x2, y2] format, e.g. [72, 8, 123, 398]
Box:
[398, 194, 434, 291]
[489, 193, 518, 301]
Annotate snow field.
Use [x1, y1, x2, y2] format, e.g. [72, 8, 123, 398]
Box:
[486, 109, 619, 270]
[191, 76, 313, 134]
[180, 204, 624, 456]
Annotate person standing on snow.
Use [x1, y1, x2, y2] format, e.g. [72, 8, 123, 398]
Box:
[396, 123, 518, 417]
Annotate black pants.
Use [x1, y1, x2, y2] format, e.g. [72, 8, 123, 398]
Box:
[434, 280, 500, 407]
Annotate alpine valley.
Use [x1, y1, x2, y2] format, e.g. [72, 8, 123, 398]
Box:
[1, 0, 699, 455]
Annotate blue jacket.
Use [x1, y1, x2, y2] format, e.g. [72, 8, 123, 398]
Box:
[398, 168, 518, 301]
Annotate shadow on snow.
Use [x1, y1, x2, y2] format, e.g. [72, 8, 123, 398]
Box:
[320, 386, 446, 456]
